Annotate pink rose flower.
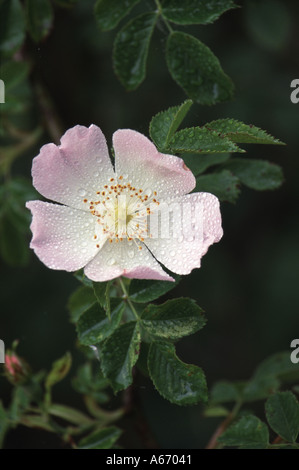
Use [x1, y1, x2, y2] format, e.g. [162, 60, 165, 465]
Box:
[26, 125, 223, 282]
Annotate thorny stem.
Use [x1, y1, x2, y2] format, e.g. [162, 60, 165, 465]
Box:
[154, 0, 174, 34]
[206, 401, 242, 449]
[118, 277, 139, 320]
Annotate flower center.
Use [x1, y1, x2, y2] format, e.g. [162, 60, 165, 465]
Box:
[82, 175, 160, 250]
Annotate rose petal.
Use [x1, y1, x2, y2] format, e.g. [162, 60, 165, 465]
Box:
[26, 201, 105, 271]
[32, 125, 114, 210]
[144, 192, 223, 275]
[84, 238, 174, 282]
[113, 129, 195, 201]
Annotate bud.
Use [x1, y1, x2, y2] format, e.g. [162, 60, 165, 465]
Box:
[4, 351, 31, 385]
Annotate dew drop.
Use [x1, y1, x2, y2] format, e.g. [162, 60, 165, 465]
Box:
[107, 257, 116, 266]
[145, 189, 152, 197]
[170, 250, 175, 257]
[128, 250, 135, 259]
[78, 188, 86, 197]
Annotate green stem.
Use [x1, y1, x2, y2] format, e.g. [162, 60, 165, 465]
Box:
[83, 396, 125, 423]
[48, 404, 93, 426]
[154, 0, 174, 34]
[118, 278, 139, 321]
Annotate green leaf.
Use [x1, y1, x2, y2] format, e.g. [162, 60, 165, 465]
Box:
[253, 352, 299, 384]
[204, 119, 285, 145]
[68, 286, 96, 323]
[129, 276, 180, 303]
[0, 0, 26, 58]
[94, 0, 140, 31]
[78, 426, 122, 449]
[210, 381, 243, 405]
[182, 153, 231, 176]
[9, 386, 31, 422]
[48, 404, 92, 426]
[113, 12, 158, 91]
[204, 406, 229, 418]
[166, 32, 234, 105]
[5, 177, 39, 230]
[211, 376, 280, 405]
[72, 363, 109, 404]
[195, 170, 240, 203]
[76, 299, 125, 346]
[265, 392, 299, 443]
[149, 100, 193, 152]
[25, 0, 54, 43]
[223, 159, 284, 191]
[93, 281, 111, 318]
[100, 322, 141, 392]
[219, 415, 269, 449]
[161, 0, 237, 25]
[168, 128, 242, 154]
[0, 60, 29, 91]
[141, 298, 206, 340]
[242, 375, 279, 403]
[148, 341, 208, 405]
[45, 352, 72, 390]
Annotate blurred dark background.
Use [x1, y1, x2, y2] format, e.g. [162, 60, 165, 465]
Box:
[1, 0, 299, 448]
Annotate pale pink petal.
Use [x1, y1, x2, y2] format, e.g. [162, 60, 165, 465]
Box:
[32, 125, 114, 210]
[84, 239, 174, 282]
[113, 130, 195, 201]
[26, 201, 106, 271]
[144, 192, 223, 275]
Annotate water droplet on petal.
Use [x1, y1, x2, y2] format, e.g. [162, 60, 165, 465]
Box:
[170, 250, 175, 257]
[78, 188, 86, 197]
[107, 257, 116, 266]
[128, 250, 135, 259]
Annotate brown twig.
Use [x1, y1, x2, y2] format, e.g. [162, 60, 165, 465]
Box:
[206, 402, 242, 449]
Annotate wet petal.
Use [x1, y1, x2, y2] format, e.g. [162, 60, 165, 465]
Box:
[113, 129, 195, 201]
[32, 125, 114, 210]
[26, 201, 105, 271]
[144, 192, 223, 275]
[84, 238, 173, 282]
